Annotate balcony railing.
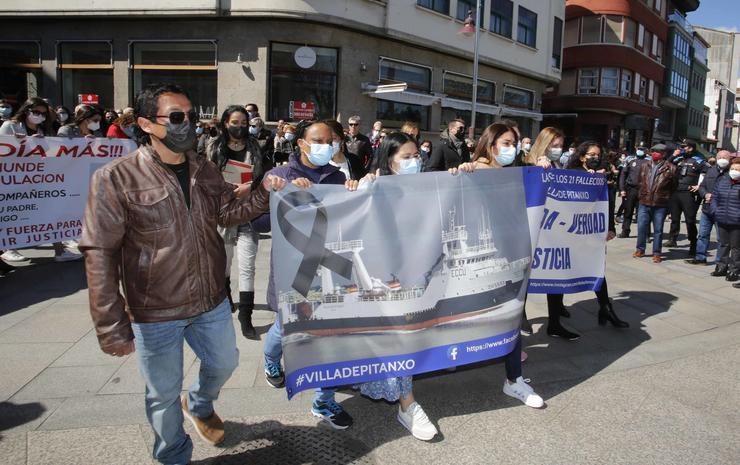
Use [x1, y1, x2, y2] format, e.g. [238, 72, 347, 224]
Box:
[668, 13, 694, 35]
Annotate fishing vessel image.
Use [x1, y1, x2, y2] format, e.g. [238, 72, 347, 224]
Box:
[279, 207, 531, 336]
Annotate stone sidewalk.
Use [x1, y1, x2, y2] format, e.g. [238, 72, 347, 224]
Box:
[0, 228, 738, 465]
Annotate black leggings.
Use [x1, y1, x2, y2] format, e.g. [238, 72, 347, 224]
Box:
[547, 279, 610, 325]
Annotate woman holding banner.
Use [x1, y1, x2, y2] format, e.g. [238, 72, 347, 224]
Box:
[357, 132, 440, 441]
[542, 142, 630, 335]
[452, 122, 546, 409]
[206, 105, 266, 340]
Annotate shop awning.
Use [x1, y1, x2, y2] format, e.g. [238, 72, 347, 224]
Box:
[362, 83, 440, 106]
[500, 106, 543, 121]
[440, 97, 501, 116]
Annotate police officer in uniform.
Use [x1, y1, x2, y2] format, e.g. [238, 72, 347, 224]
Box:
[665, 140, 705, 255]
[618, 143, 649, 238]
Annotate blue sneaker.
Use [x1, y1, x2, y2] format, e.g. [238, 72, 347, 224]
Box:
[311, 399, 353, 430]
[264, 360, 284, 388]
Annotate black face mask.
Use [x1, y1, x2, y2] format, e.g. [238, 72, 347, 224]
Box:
[586, 158, 601, 170]
[158, 121, 197, 153]
[227, 126, 247, 141]
[454, 127, 465, 139]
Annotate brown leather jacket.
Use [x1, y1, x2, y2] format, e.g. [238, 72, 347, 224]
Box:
[79, 145, 270, 350]
[638, 160, 677, 207]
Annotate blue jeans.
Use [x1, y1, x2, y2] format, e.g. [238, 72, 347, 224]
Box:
[132, 299, 238, 465]
[695, 210, 719, 262]
[264, 315, 336, 403]
[636, 205, 668, 255]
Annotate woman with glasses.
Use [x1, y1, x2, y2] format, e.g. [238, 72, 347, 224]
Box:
[58, 104, 104, 138]
[0, 97, 53, 137]
[206, 105, 266, 340]
[0, 98, 57, 264]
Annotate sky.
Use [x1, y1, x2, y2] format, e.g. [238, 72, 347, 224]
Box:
[686, 0, 740, 78]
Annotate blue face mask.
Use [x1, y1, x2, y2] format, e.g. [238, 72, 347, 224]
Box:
[0, 107, 11, 118]
[395, 158, 421, 175]
[560, 153, 570, 166]
[331, 141, 341, 155]
[636, 150, 645, 157]
[495, 146, 517, 166]
[284, 132, 295, 141]
[306, 143, 333, 167]
[195, 127, 204, 136]
[249, 126, 259, 136]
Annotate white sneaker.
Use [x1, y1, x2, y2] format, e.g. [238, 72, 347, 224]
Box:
[503, 377, 544, 408]
[397, 402, 438, 441]
[54, 250, 83, 262]
[1, 250, 28, 262]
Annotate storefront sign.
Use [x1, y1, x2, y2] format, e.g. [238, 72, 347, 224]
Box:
[78, 94, 99, 105]
[294, 46, 317, 69]
[289, 100, 316, 120]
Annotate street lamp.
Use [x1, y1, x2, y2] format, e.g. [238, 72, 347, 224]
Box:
[459, 1, 482, 139]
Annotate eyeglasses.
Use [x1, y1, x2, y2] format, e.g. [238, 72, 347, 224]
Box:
[348, 123, 359, 127]
[585, 153, 600, 157]
[30, 110, 46, 116]
[149, 110, 197, 125]
[249, 125, 258, 128]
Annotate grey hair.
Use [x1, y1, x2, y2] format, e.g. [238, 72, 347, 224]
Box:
[348, 115, 361, 124]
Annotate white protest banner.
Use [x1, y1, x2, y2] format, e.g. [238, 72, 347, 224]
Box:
[0, 136, 137, 250]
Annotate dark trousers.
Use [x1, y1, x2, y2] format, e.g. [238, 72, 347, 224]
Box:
[621, 187, 640, 235]
[668, 191, 700, 245]
[717, 224, 740, 274]
[546, 279, 610, 326]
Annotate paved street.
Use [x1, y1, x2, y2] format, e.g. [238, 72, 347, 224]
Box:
[1, 226, 739, 465]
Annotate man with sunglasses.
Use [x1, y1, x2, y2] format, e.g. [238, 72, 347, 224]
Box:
[79, 83, 287, 465]
[345, 115, 373, 171]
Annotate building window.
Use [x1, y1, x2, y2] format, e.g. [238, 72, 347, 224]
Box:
[552, 17, 563, 69]
[131, 41, 217, 118]
[644, 31, 652, 56]
[443, 71, 495, 104]
[564, 18, 579, 47]
[440, 108, 495, 133]
[0, 41, 42, 106]
[503, 85, 534, 108]
[648, 79, 655, 102]
[490, 0, 513, 38]
[639, 76, 647, 102]
[581, 15, 602, 43]
[456, 0, 475, 21]
[674, 33, 690, 65]
[655, 0, 662, 12]
[600, 68, 619, 96]
[417, 0, 449, 15]
[604, 16, 623, 44]
[578, 68, 598, 94]
[268, 42, 337, 121]
[637, 24, 645, 48]
[380, 58, 431, 93]
[376, 101, 430, 131]
[59, 41, 113, 109]
[624, 18, 636, 47]
[620, 70, 632, 97]
[651, 34, 658, 57]
[656, 39, 663, 63]
[517, 7, 537, 48]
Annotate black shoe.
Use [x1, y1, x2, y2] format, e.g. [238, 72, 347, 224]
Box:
[733, 282, 740, 289]
[615, 215, 623, 224]
[546, 325, 580, 340]
[684, 258, 707, 265]
[560, 307, 571, 318]
[311, 400, 353, 430]
[598, 302, 629, 328]
[726, 272, 740, 282]
[264, 360, 285, 388]
[664, 239, 678, 247]
[711, 265, 728, 277]
[521, 317, 533, 335]
[617, 231, 630, 238]
[0, 260, 16, 277]
[238, 291, 258, 339]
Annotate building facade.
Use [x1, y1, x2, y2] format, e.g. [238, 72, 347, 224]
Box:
[673, 29, 710, 150]
[542, 0, 673, 150]
[0, 0, 564, 139]
[695, 26, 740, 151]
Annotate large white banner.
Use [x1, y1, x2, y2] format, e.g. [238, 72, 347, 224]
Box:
[0, 136, 137, 250]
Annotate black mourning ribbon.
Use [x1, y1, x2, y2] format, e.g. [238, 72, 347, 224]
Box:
[276, 190, 354, 297]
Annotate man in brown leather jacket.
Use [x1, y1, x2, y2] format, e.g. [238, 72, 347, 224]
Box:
[633, 143, 678, 263]
[79, 83, 286, 465]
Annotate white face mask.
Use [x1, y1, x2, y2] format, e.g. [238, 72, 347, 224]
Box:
[331, 141, 341, 156]
[716, 158, 730, 169]
[729, 169, 740, 180]
[548, 147, 563, 161]
[524, 143, 531, 151]
[87, 120, 101, 132]
[28, 113, 46, 125]
[568, 148, 575, 155]
[394, 157, 421, 175]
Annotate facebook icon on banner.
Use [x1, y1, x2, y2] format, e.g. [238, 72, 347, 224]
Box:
[447, 346, 459, 361]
